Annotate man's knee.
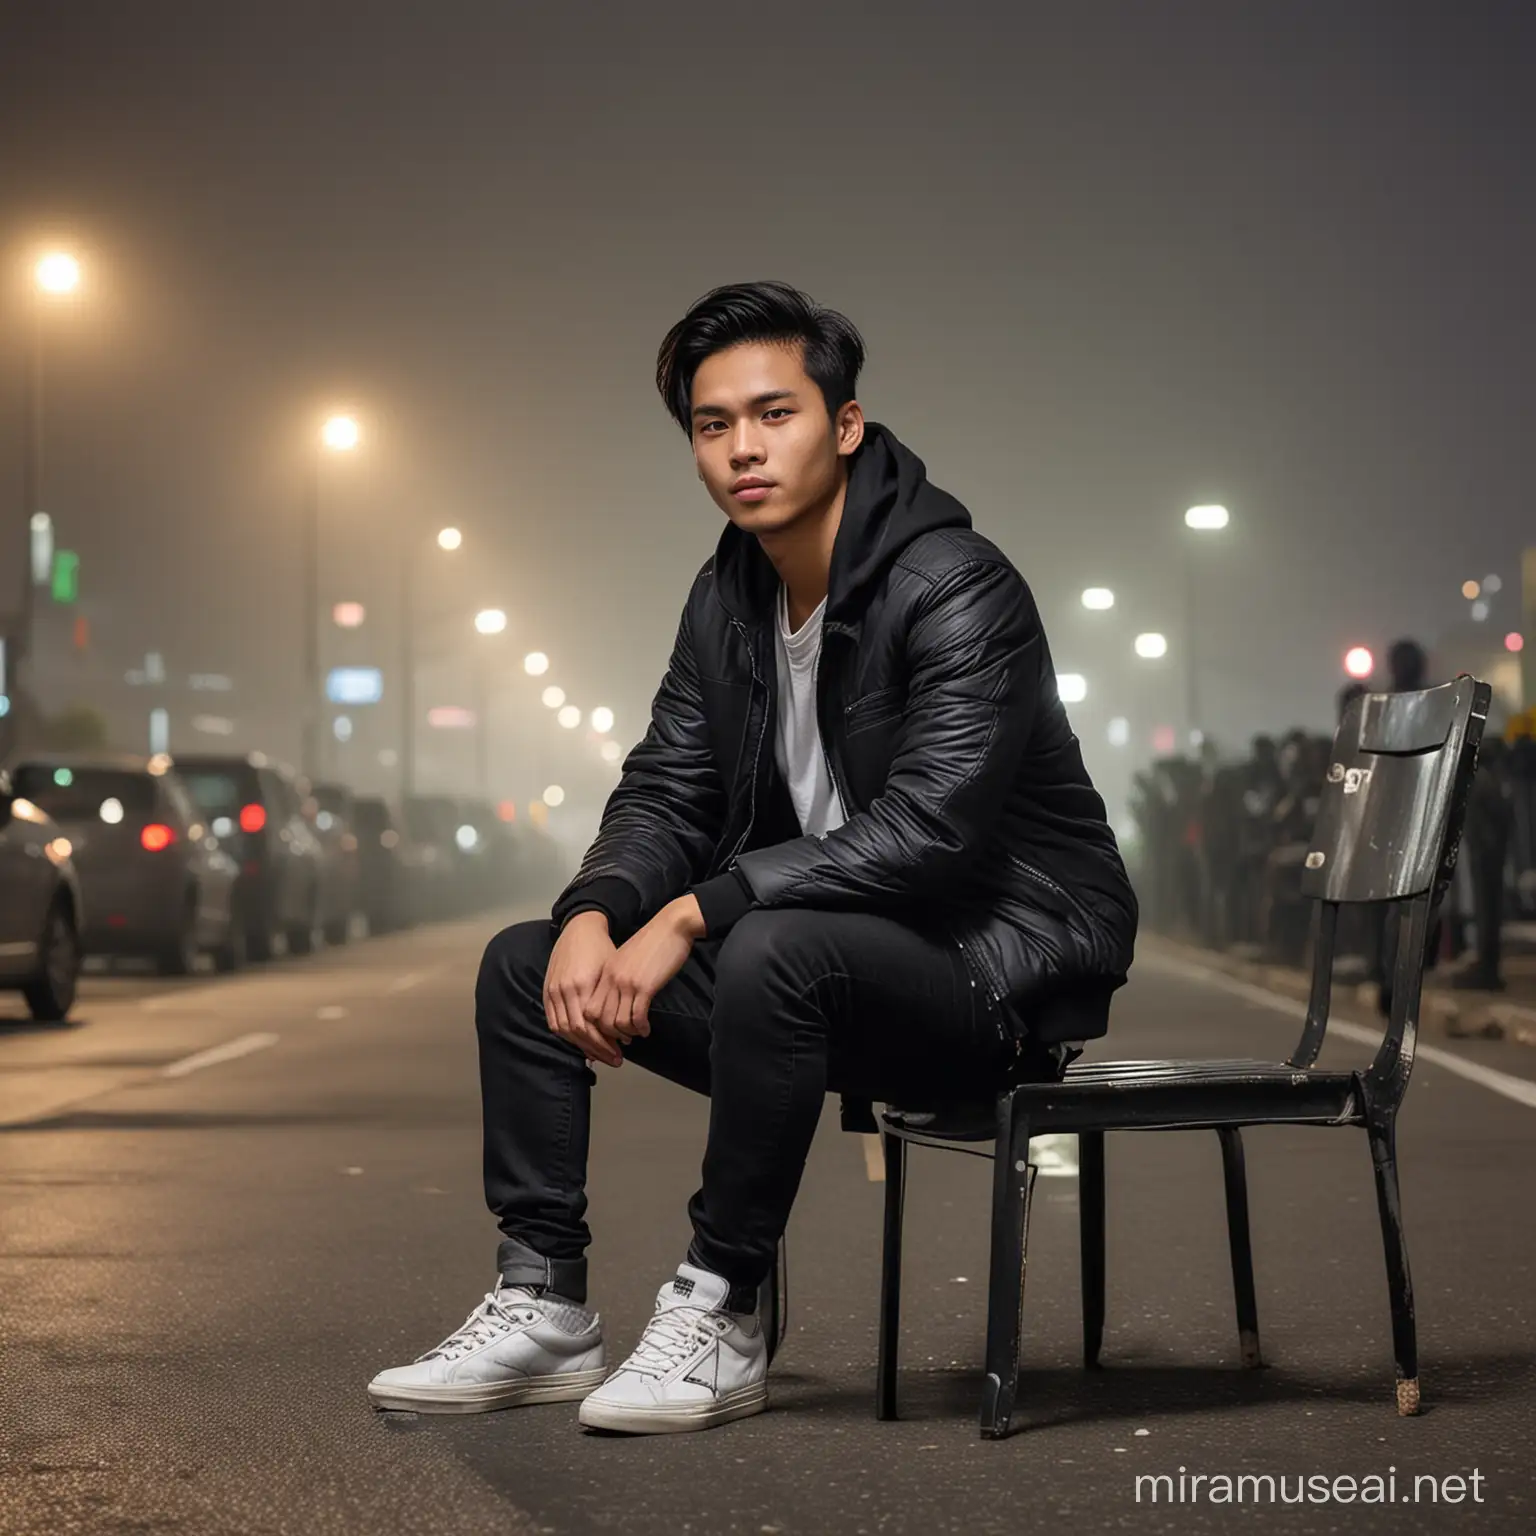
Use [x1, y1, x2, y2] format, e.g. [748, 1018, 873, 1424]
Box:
[715, 909, 829, 998]
[476, 919, 555, 1026]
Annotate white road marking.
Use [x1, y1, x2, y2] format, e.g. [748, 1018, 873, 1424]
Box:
[317, 1005, 347, 1020]
[162, 1032, 279, 1079]
[1145, 950, 1536, 1112]
[386, 971, 428, 993]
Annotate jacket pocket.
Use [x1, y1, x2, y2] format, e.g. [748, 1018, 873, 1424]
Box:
[843, 686, 904, 734]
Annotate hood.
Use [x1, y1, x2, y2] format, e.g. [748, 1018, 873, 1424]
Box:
[711, 421, 972, 624]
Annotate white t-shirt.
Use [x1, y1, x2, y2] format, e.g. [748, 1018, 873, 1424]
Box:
[774, 582, 847, 838]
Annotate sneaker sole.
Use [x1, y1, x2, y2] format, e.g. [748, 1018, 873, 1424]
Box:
[368, 1365, 608, 1415]
[577, 1380, 769, 1435]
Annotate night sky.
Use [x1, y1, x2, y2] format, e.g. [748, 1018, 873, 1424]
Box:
[3, 0, 1533, 830]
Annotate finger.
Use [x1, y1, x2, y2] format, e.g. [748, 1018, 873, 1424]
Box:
[598, 979, 624, 1035]
[582, 972, 608, 1027]
[631, 987, 652, 1038]
[545, 981, 568, 1037]
[578, 1017, 623, 1067]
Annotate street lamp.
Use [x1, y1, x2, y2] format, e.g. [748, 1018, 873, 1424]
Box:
[524, 651, 549, 676]
[1057, 672, 1088, 704]
[399, 525, 465, 800]
[1181, 504, 1230, 744]
[1134, 631, 1169, 659]
[542, 685, 565, 709]
[557, 704, 581, 729]
[8, 248, 86, 754]
[303, 412, 363, 779]
[590, 705, 614, 734]
[470, 609, 509, 795]
[474, 607, 508, 635]
[1081, 587, 1115, 611]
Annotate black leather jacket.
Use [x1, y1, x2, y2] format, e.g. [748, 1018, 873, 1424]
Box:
[552, 423, 1138, 1042]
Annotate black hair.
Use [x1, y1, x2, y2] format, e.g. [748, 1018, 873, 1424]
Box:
[655, 280, 866, 435]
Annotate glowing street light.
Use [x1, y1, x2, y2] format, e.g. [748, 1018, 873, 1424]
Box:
[1344, 646, 1374, 679]
[1461, 579, 1481, 601]
[1107, 717, 1130, 747]
[35, 251, 81, 295]
[557, 704, 581, 729]
[1134, 632, 1168, 659]
[600, 740, 622, 763]
[1081, 587, 1115, 611]
[474, 607, 508, 635]
[542, 685, 566, 709]
[1184, 504, 1230, 531]
[590, 706, 614, 734]
[542, 785, 566, 808]
[436, 526, 463, 552]
[524, 651, 549, 676]
[321, 414, 360, 452]
[1057, 672, 1088, 704]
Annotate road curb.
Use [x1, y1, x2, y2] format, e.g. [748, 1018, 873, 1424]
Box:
[1138, 935, 1536, 1047]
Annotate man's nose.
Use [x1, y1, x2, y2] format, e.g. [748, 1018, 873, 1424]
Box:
[729, 425, 765, 466]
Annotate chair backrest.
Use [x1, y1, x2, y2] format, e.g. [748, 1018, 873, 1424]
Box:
[1290, 677, 1491, 1102]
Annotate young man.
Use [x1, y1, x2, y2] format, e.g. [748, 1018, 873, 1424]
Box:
[369, 280, 1138, 1434]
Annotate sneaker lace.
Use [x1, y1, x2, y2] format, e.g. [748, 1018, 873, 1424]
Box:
[422, 1290, 533, 1363]
[625, 1304, 715, 1378]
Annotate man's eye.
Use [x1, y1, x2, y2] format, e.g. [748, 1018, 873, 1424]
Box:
[765, 409, 791, 420]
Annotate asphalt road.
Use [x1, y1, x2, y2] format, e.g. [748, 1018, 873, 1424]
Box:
[3, 906, 1534, 1534]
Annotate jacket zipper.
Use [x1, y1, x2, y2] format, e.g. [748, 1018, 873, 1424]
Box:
[725, 616, 768, 867]
[1010, 853, 1093, 925]
[815, 630, 857, 824]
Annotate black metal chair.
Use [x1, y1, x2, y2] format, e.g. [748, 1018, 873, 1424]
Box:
[872, 677, 1491, 1439]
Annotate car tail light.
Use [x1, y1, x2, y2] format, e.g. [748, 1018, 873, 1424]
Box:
[140, 823, 176, 852]
[239, 803, 267, 834]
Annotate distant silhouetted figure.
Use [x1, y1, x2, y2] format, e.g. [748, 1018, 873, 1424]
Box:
[1386, 638, 1428, 693]
[1452, 737, 1512, 992]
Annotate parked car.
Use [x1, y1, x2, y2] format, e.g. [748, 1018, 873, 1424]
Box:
[350, 795, 425, 933]
[8, 754, 243, 975]
[403, 795, 468, 919]
[175, 752, 328, 960]
[312, 781, 363, 944]
[0, 766, 83, 1019]
[454, 796, 523, 906]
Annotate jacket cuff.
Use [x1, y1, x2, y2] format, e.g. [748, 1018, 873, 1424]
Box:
[552, 876, 642, 937]
[689, 866, 756, 938]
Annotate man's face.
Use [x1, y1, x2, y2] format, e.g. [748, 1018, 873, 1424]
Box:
[689, 341, 863, 535]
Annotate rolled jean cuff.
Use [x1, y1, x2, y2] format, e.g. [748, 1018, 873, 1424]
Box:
[497, 1235, 587, 1304]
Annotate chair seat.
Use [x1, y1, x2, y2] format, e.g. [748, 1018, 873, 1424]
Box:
[883, 1058, 1362, 1140]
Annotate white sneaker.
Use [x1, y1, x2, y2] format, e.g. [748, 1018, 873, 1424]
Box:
[368, 1280, 606, 1413]
[577, 1263, 768, 1434]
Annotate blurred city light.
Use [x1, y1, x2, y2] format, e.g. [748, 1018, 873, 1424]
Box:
[542, 685, 566, 709]
[1081, 587, 1115, 611]
[1107, 716, 1130, 747]
[321, 414, 360, 452]
[496, 800, 517, 822]
[1462, 579, 1481, 600]
[332, 601, 365, 628]
[1485, 574, 1503, 594]
[474, 607, 508, 635]
[333, 715, 353, 742]
[35, 251, 81, 294]
[557, 704, 581, 729]
[455, 823, 479, 851]
[436, 526, 463, 552]
[1057, 672, 1087, 703]
[1471, 600, 1489, 622]
[100, 797, 124, 825]
[1507, 633, 1525, 653]
[590, 706, 614, 733]
[1134, 632, 1168, 659]
[542, 785, 566, 808]
[1152, 724, 1177, 754]
[1184, 504, 1230, 531]
[1344, 646, 1374, 678]
[29, 512, 53, 585]
[427, 705, 476, 730]
[524, 651, 549, 675]
[600, 740, 622, 763]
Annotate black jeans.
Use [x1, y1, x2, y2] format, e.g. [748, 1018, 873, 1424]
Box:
[475, 908, 1014, 1306]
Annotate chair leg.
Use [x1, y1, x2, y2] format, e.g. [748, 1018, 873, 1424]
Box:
[1367, 1114, 1420, 1415]
[1215, 1127, 1263, 1368]
[876, 1129, 907, 1420]
[1078, 1131, 1106, 1369]
[981, 1091, 1036, 1440]
[758, 1235, 787, 1367]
